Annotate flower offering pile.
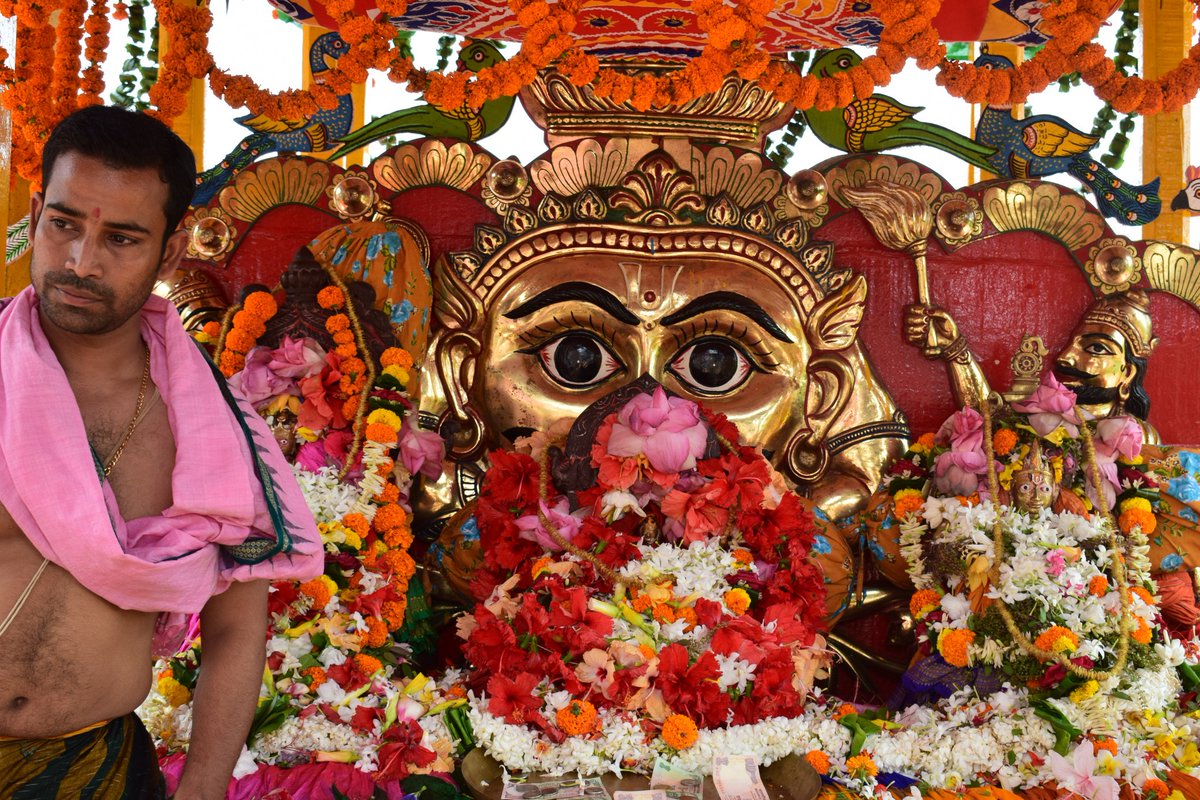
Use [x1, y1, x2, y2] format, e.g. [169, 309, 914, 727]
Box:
[141, 283, 458, 795]
[458, 385, 831, 775]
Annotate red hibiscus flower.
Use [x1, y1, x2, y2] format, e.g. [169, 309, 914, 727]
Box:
[487, 672, 542, 724]
[375, 719, 436, 782]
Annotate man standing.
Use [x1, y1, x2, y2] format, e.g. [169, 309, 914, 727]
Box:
[0, 107, 323, 797]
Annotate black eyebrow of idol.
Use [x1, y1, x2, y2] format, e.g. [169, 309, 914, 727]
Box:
[503, 282, 640, 325]
[660, 291, 793, 343]
[45, 201, 153, 236]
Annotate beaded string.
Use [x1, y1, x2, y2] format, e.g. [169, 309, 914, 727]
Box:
[981, 397, 1132, 681]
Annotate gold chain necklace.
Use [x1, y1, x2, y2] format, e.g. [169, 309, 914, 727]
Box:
[102, 347, 152, 478]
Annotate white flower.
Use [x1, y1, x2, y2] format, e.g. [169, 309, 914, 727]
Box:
[939, 593, 970, 626]
[599, 490, 646, 522]
[715, 653, 757, 693]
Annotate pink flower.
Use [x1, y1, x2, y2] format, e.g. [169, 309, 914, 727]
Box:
[230, 345, 297, 406]
[397, 419, 445, 481]
[1047, 742, 1119, 800]
[269, 336, 327, 379]
[936, 407, 984, 452]
[607, 387, 708, 474]
[1011, 373, 1082, 438]
[933, 449, 989, 496]
[515, 498, 581, 552]
[1093, 416, 1143, 463]
[1045, 549, 1066, 577]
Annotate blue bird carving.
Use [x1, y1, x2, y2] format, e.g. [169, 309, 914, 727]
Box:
[193, 31, 354, 206]
[973, 52, 1161, 225]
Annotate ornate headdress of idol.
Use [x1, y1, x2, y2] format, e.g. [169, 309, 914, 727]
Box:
[1081, 289, 1158, 359]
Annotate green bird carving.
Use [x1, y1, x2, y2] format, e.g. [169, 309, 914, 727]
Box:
[326, 41, 514, 161]
[803, 49, 996, 170]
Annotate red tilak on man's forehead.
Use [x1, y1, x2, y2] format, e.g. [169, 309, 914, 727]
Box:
[92, 207, 101, 218]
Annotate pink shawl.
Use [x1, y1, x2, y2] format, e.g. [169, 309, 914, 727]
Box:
[0, 286, 323, 614]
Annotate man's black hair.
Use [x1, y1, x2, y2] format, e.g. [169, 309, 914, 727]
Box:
[41, 106, 196, 241]
[1124, 346, 1150, 420]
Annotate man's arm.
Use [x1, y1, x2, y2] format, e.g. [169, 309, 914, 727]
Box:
[903, 304, 992, 409]
[173, 579, 269, 800]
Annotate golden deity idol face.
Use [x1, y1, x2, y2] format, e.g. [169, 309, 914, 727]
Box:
[479, 252, 815, 458]
[1054, 322, 1135, 399]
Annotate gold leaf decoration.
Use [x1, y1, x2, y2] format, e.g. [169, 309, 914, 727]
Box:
[825, 156, 943, 208]
[530, 138, 658, 198]
[982, 183, 1105, 253]
[691, 146, 783, 209]
[372, 140, 493, 193]
[1143, 241, 1200, 310]
[220, 159, 332, 222]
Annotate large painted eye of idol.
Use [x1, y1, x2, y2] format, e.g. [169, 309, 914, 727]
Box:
[479, 252, 810, 458]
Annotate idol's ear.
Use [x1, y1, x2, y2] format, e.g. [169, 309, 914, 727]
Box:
[434, 329, 487, 462]
[805, 274, 866, 353]
[784, 353, 854, 484]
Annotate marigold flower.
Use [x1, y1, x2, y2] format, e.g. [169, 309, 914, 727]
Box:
[381, 549, 416, 581]
[201, 321, 221, 339]
[845, 753, 878, 778]
[363, 616, 389, 648]
[556, 699, 598, 735]
[373, 503, 407, 534]
[354, 653, 383, 676]
[914, 432, 937, 452]
[1091, 737, 1118, 755]
[833, 702, 858, 720]
[1070, 679, 1100, 703]
[232, 310, 266, 339]
[342, 513, 370, 538]
[653, 603, 677, 624]
[218, 350, 245, 377]
[383, 524, 413, 550]
[298, 577, 332, 610]
[893, 488, 923, 519]
[1120, 496, 1153, 513]
[661, 714, 698, 750]
[243, 291, 278, 318]
[1132, 615, 1152, 645]
[374, 482, 401, 505]
[367, 408, 403, 430]
[991, 428, 1019, 456]
[317, 285, 345, 309]
[937, 628, 975, 668]
[156, 674, 191, 707]
[804, 749, 830, 775]
[381, 347, 414, 369]
[909, 588, 942, 618]
[335, 343, 357, 358]
[325, 313, 351, 333]
[1088, 575, 1109, 597]
[1129, 586, 1156, 606]
[301, 665, 326, 689]
[381, 599, 407, 630]
[341, 356, 367, 378]
[332, 329, 355, 345]
[366, 422, 399, 446]
[1034, 625, 1079, 654]
[1119, 506, 1157, 535]
[223, 328, 256, 355]
[731, 548, 753, 565]
[676, 606, 698, 630]
[1143, 778, 1171, 798]
[382, 365, 410, 386]
[723, 587, 751, 615]
[630, 593, 653, 613]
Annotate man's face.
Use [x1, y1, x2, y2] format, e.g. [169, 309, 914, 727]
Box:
[30, 152, 184, 337]
[476, 252, 813, 458]
[1053, 322, 1135, 406]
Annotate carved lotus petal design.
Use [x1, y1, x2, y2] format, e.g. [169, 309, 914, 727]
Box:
[743, 203, 774, 234]
[574, 190, 606, 220]
[505, 206, 537, 235]
[706, 195, 741, 227]
[538, 194, 570, 222]
[983, 183, 1104, 253]
[695, 147, 783, 209]
[475, 225, 507, 256]
[220, 159, 331, 222]
[372, 140, 493, 193]
[530, 138, 658, 198]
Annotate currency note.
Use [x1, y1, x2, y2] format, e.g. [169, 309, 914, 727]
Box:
[502, 776, 611, 800]
[711, 755, 769, 800]
[650, 756, 705, 800]
[614, 791, 669, 800]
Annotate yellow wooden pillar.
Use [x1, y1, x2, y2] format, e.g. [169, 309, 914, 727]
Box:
[158, 22, 207, 166]
[969, 43, 1024, 185]
[1142, 0, 1192, 243]
[2, 16, 31, 293]
[304, 25, 366, 167]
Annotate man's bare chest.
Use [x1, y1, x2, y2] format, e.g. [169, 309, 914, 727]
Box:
[81, 394, 177, 520]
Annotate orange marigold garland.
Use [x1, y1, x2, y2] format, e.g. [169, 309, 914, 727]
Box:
[216, 290, 279, 377]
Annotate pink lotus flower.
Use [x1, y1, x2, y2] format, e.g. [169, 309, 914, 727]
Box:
[269, 336, 327, 379]
[1011, 373, 1082, 438]
[397, 419, 445, 480]
[230, 345, 297, 406]
[607, 387, 708, 474]
[936, 407, 984, 452]
[933, 449, 990, 496]
[1094, 415, 1143, 462]
[515, 498, 581, 551]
